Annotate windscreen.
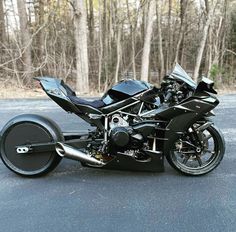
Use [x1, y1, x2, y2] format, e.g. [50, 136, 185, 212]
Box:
[170, 63, 197, 88]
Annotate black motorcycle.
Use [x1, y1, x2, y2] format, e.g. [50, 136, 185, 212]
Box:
[0, 64, 225, 177]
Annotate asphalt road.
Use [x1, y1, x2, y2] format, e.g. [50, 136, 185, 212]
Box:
[0, 95, 235, 232]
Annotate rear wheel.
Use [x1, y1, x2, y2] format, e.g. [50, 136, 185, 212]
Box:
[0, 116, 63, 177]
[166, 124, 225, 176]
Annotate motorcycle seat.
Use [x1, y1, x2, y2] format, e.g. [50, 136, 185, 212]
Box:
[61, 80, 105, 109]
[68, 95, 105, 109]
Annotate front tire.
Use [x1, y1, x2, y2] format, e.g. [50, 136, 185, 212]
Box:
[166, 125, 225, 176]
[0, 114, 63, 177]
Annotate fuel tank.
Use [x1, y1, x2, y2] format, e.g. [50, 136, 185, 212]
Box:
[102, 79, 151, 105]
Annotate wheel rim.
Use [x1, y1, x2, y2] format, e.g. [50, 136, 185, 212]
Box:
[1, 122, 56, 175]
[171, 126, 220, 172]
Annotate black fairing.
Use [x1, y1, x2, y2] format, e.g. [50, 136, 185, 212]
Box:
[102, 79, 151, 105]
[196, 77, 217, 94]
[35, 77, 79, 113]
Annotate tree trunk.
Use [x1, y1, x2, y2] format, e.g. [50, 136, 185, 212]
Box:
[206, 27, 213, 77]
[212, 16, 223, 67]
[88, 0, 94, 45]
[73, 0, 89, 93]
[126, 0, 136, 79]
[114, 0, 121, 83]
[192, 0, 217, 82]
[102, 0, 109, 89]
[98, 0, 103, 92]
[17, 0, 32, 82]
[141, 1, 149, 46]
[165, 0, 172, 72]
[35, 0, 45, 71]
[156, 0, 164, 81]
[115, 25, 121, 83]
[219, 0, 228, 71]
[174, 0, 188, 64]
[0, 0, 6, 45]
[140, 0, 155, 82]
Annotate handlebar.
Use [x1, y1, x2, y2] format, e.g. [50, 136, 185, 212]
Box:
[164, 91, 172, 102]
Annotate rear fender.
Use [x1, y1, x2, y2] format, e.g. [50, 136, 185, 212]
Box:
[0, 114, 64, 145]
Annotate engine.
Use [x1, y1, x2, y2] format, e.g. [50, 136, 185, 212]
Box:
[108, 113, 155, 150]
[109, 114, 129, 129]
[110, 127, 131, 147]
[109, 114, 141, 149]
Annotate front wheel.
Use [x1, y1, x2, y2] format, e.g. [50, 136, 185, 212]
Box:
[0, 115, 63, 177]
[166, 124, 225, 176]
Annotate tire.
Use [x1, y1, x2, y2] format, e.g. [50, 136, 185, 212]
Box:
[0, 114, 63, 177]
[166, 125, 225, 176]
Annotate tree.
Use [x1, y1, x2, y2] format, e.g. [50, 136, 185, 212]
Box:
[156, 0, 164, 80]
[98, 0, 103, 92]
[192, 0, 218, 82]
[73, 0, 89, 93]
[35, 0, 45, 62]
[88, 0, 94, 45]
[174, 0, 188, 65]
[165, 0, 172, 72]
[114, 1, 122, 83]
[16, 0, 32, 82]
[140, 0, 155, 82]
[0, 0, 6, 45]
[126, 0, 136, 79]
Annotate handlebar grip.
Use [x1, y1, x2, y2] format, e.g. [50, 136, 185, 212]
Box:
[164, 92, 172, 102]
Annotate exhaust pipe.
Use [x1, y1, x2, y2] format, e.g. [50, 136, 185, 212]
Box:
[55, 142, 105, 166]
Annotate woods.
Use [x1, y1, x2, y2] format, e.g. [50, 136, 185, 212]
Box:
[0, 0, 235, 93]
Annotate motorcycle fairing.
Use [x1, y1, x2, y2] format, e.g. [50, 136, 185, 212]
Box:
[102, 79, 151, 105]
[100, 97, 138, 114]
[195, 77, 217, 94]
[156, 93, 219, 155]
[35, 77, 80, 113]
[97, 150, 164, 172]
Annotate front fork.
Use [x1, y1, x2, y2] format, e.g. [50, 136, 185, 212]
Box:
[187, 120, 213, 150]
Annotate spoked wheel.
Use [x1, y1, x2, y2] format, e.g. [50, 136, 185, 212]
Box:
[166, 124, 225, 176]
[0, 115, 63, 177]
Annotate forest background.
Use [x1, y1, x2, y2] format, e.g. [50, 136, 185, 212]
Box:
[0, 0, 235, 97]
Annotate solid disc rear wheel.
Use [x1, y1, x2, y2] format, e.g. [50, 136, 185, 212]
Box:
[0, 122, 62, 177]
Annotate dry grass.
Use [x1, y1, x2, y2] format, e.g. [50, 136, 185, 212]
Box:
[0, 81, 102, 99]
[0, 81, 235, 99]
[216, 83, 236, 94]
[0, 86, 46, 98]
